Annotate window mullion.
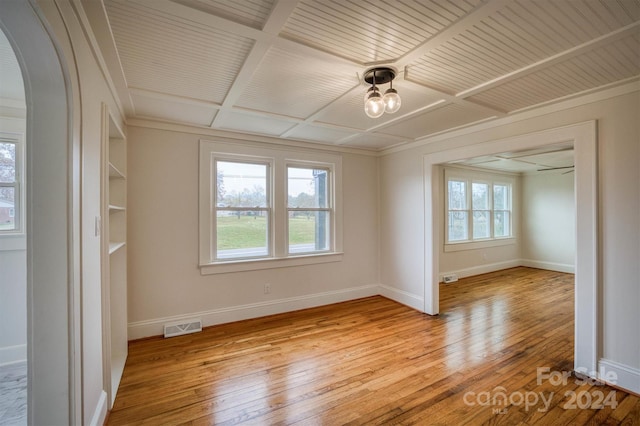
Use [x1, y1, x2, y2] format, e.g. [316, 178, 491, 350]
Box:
[467, 179, 472, 241]
[273, 158, 286, 258]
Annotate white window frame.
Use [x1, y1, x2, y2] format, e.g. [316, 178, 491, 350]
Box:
[286, 162, 335, 255]
[199, 140, 343, 274]
[444, 167, 515, 252]
[212, 156, 273, 261]
[0, 134, 23, 235]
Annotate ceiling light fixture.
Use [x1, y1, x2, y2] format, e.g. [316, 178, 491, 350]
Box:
[363, 67, 401, 118]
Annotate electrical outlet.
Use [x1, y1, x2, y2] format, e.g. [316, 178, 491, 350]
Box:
[264, 283, 271, 294]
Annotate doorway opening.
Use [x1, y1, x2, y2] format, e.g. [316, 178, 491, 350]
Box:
[423, 121, 598, 376]
[0, 25, 27, 426]
[0, 2, 80, 424]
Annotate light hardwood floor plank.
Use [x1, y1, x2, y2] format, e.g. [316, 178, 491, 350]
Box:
[107, 267, 639, 425]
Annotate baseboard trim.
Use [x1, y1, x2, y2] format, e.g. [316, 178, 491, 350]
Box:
[379, 284, 424, 312]
[599, 358, 640, 395]
[520, 259, 575, 274]
[0, 344, 26, 366]
[89, 390, 107, 426]
[439, 260, 522, 282]
[128, 284, 380, 340]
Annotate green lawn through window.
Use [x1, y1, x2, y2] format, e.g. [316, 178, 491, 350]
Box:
[217, 216, 317, 249]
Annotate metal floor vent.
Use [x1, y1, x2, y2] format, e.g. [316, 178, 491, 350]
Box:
[443, 274, 459, 284]
[164, 319, 202, 338]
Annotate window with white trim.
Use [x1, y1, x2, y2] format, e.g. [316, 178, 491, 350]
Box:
[287, 165, 332, 254]
[199, 140, 342, 273]
[0, 138, 20, 233]
[214, 159, 271, 260]
[445, 168, 513, 245]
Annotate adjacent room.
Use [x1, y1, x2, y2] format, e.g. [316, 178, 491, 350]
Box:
[0, 0, 638, 424]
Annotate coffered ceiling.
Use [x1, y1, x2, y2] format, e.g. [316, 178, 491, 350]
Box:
[85, 0, 640, 151]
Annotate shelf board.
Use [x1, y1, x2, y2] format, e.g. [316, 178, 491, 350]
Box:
[109, 242, 126, 254]
[109, 162, 126, 179]
[109, 204, 126, 212]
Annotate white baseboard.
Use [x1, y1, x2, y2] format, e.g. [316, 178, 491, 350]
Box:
[128, 284, 380, 340]
[439, 260, 521, 282]
[0, 344, 26, 366]
[599, 358, 640, 395]
[520, 259, 575, 274]
[89, 390, 107, 426]
[379, 284, 424, 312]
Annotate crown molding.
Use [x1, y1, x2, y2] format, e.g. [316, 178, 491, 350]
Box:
[127, 118, 380, 156]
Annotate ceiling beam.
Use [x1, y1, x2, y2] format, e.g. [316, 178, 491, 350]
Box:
[210, 0, 301, 128]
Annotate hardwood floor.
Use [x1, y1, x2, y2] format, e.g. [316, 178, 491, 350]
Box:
[108, 267, 639, 425]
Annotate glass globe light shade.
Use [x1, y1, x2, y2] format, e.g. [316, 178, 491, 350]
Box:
[364, 90, 385, 118]
[383, 88, 401, 113]
[364, 86, 375, 102]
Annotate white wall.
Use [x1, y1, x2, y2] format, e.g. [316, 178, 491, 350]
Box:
[379, 87, 640, 391]
[521, 172, 575, 272]
[126, 125, 379, 339]
[0, 116, 26, 366]
[0, 239, 26, 365]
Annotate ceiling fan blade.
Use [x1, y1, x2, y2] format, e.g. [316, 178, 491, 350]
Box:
[537, 165, 575, 172]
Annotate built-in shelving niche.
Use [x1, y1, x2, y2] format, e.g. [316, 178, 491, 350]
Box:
[101, 104, 127, 408]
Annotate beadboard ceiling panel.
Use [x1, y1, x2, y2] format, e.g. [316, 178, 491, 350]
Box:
[235, 46, 360, 118]
[467, 32, 640, 112]
[453, 145, 575, 173]
[280, 0, 483, 64]
[408, 0, 640, 94]
[105, 0, 254, 102]
[131, 92, 217, 126]
[172, 0, 275, 29]
[382, 103, 496, 139]
[341, 132, 409, 150]
[84, 0, 640, 152]
[215, 110, 296, 136]
[285, 124, 360, 144]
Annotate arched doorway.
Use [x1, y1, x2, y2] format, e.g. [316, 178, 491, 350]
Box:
[0, 1, 80, 424]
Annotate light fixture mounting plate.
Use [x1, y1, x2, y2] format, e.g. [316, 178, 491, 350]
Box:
[363, 67, 396, 85]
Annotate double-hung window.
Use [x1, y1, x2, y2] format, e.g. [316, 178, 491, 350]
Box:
[200, 140, 343, 274]
[445, 168, 514, 248]
[287, 165, 332, 254]
[0, 137, 20, 233]
[214, 159, 271, 260]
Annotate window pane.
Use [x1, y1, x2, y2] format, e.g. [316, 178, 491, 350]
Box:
[289, 210, 330, 254]
[473, 211, 490, 239]
[448, 180, 466, 210]
[448, 211, 468, 241]
[288, 167, 329, 208]
[216, 210, 268, 259]
[0, 187, 15, 231]
[494, 211, 510, 237]
[472, 182, 489, 210]
[494, 184, 509, 210]
[216, 161, 268, 208]
[0, 142, 16, 183]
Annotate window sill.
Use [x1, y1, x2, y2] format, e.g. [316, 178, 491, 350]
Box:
[444, 238, 515, 252]
[199, 252, 344, 275]
[0, 233, 26, 251]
